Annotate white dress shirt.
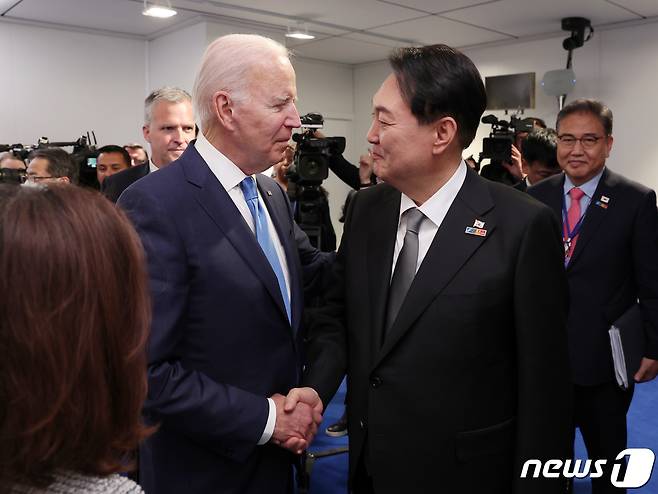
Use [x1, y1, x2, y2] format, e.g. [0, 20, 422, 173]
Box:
[195, 133, 292, 446]
[392, 161, 467, 277]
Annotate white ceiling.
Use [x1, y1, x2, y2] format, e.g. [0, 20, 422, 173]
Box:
[1, 0, 657, 64]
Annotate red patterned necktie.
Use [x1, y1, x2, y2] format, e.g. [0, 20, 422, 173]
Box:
[566, 187, 585, 258]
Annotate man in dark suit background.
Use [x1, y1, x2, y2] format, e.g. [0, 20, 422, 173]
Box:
[118, 34, 326, 493]
[514, 128, 561, 192]
[288, 45, 573, 493]
[102, 86, 194, 202]
[528, 99, 658, 494]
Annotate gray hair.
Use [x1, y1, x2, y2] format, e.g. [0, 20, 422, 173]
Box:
[144, 87, 192, 125]
[193, 34, 290, 133]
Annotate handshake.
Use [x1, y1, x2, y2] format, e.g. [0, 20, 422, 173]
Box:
[270, 387, 323, 454]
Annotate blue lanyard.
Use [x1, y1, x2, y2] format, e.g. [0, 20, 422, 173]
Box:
[561, 193, 587, 256]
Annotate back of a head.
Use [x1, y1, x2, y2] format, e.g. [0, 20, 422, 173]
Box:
[0, 184, 152, 489]
[522, 128, 559, 169]
[193, 34, 290, 133]
[29, 148, 79, 184]
[388, 44, 487, 149]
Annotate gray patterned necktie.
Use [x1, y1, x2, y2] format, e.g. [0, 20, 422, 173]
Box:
[385, 207, 426, 335]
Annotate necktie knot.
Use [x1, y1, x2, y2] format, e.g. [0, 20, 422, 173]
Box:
[240, 177, 258, 202]
[569, 187, 585, 201]
[405, 207, 425, 234]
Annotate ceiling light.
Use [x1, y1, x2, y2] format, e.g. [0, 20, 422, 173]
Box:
[143, 0, 177, 18]
[285, 23, 315, 40]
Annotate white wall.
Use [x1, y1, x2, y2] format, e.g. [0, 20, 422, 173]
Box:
[147, 21, 207, 95]
[352, 21, 658, 192]
[0, 21, 146, 148]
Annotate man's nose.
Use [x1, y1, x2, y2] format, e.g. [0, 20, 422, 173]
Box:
[287, 104, 301, 128]
[367, 120, 379, 144]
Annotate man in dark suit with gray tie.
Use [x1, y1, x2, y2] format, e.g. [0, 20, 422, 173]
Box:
[118, 34, 327, 494]
[288, 44, 573, 493]
[529, 99, 658, 494]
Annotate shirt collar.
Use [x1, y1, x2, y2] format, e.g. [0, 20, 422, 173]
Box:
[563, 167, 605, 199]
[195, 132, 249, 192]
[399, 161, 467, 226]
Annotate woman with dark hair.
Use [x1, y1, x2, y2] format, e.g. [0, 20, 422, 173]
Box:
[0, 184, 153, 493]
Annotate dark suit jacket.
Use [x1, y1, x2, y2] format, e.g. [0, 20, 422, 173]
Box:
[304, 169, 573, 494]
[118, 144, 328, 494]
[102, 162, 149, 202]
[528, 168, 658, 385]
[514, 179, 528, 192]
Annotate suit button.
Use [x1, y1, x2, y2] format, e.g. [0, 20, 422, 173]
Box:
[370, 376, 382, 388]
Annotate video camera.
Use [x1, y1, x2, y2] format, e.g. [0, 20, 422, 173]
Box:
[287, 113, 345, 185]
[286, 113, 345, 250]
[0, 132, 99, 188]
[480, 114, 535, 163]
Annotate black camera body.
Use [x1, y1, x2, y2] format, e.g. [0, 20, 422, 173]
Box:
[287, 113, 345, 185]
[480, 114, 534, 163]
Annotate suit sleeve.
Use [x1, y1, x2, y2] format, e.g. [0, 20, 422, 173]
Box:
[301, 192, 358, 406]
[632, 190, 658, 359]
[118, 186, 269, 462]
[513, 206, 573, 494]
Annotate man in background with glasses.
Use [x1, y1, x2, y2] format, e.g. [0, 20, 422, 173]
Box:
[26, 148, 78, 185]
[529, 98, 658, 494]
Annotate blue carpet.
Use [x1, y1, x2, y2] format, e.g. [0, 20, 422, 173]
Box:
[309, 379, 658, 493]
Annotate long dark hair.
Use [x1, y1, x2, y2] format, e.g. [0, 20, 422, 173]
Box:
[0, 184, 153, 488]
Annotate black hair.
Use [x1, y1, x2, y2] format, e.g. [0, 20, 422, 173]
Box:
[522, 128, 559, 169]
[29, 148, 78, 184]
[556, 99, 613, 135]
[97, 145, 131, 168]
[388, 44, 486, 148]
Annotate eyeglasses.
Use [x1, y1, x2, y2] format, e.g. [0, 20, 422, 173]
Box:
[27, 175, 55, 182]
[557, 135, 605, 149]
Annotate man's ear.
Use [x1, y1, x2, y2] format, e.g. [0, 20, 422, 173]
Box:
[57, 177, 70, 184]
[521, 157, 529, 175]
[432, 117, 458, 155]
[212, 91, 237, 130]
[142, 124, 150, 143]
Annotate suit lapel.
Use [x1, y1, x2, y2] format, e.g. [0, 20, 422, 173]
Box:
[181, 147, 290, 325]
[374, 169, 496, 368]
[568, 168, 613, 269]
[547, 174, 565, 222]
[366, 187, 401, 350]
[256, 175, 301, 330]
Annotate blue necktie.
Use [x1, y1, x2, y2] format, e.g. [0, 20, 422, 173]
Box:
[240, 177, 291, 322]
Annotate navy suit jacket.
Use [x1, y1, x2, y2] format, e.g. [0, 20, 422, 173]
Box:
[528, 168, 658, 385]
[102, 162, 150, 203]
[118, 143, 327, 494]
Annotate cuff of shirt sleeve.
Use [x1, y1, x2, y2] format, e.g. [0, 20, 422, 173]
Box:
[257, 397, 276, 445]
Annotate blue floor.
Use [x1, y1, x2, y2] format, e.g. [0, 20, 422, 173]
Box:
[309, 379, 658, 493]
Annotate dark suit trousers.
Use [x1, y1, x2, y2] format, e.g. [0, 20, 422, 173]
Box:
[574, 382, 634, 494]
[353, 453, 375, 494]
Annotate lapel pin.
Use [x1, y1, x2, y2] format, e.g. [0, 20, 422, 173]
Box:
[473, 219, 485, 228]
[266, 190, 273, 196]
[465, 226, 487, 237]
[600, 195, 610, 204]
